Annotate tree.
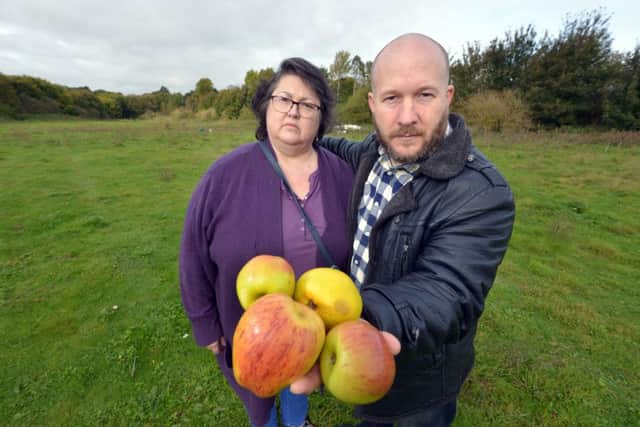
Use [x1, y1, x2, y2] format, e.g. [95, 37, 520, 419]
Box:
[505, 25, 538, 92]
[121, 94, 149, 118]
[152, 86, 172, 113]
[67, 87, 107, 118]
[364, 61, 373, 86]
[193, 78, 217, 111]
[215, 86, 246, 119]
[602, 46, 640, 129]
[450, 25, 537, 106]
[329, 51, 352, 100]
[350, 55, 366, 95]
[244, 67, 275, 103]
[149, 87, 184, 114]
[0, 74, 22, 118]
[525, 9, 613, 126]
[95, 91, 125, 118]
[483, 25, 537, 91]
[450, 42, 485, 101]
[195, 78, 213, 94]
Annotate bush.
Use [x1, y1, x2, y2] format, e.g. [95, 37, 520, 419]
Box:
[195, 108, 218, 121]
[337, 85, 371, 125]
[458, 89, 533, 132]
[18, 93, 61, 114]
[0, 102, 18, 118]
[169, 108, 194, 120]
[0, 74, 22, 117]
[237, 106, 254, 120]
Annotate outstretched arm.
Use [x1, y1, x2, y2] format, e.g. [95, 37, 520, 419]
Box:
[320, 134, 373, 170]
[362, 184, 515, 354]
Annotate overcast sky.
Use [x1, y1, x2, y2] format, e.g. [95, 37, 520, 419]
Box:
[1, 1, 638, 95]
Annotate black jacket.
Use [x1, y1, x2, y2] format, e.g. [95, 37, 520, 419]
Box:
[322, 113, 515, 422]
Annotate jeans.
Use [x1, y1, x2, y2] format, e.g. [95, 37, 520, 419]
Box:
[353, 399, 457, 427]
[252, 387, 308, 427]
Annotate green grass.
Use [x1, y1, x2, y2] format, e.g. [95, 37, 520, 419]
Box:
[1, 119, 639, 426]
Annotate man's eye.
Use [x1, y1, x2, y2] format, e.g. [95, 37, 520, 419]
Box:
[383, 96, 397, 103]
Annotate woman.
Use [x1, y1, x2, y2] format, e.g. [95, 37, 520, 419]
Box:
[179, 58, 354, 427]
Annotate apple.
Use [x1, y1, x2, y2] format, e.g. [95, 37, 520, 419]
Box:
[232, 293, 325, 398]
[236, 254, 295, 310]
[294, 267, 363, 329]
[320, 320, 396, 405]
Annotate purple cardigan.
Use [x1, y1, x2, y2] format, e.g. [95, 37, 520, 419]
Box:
[179, 141, 353, 426]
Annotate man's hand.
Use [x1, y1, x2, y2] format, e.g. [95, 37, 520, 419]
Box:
[289, 329, 401, 395]
[206, 336, 226, 355]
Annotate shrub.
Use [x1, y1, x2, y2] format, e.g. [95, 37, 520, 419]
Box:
[195, 108, 217, 121]
[337, 85, 371, 125]
[170, 108, 194, 120]
[458, 89, 533, 132]
[237, 106, 254, 120]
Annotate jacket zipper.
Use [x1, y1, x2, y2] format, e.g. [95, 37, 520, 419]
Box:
[398, 235, 410, 277]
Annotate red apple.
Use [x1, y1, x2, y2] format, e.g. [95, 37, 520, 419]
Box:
[320, 320, 396, 404]
[236, 255, 295, 310]
[232, 293, 325, 397]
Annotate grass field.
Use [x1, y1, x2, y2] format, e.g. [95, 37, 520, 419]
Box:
[1, 118, 639, 426]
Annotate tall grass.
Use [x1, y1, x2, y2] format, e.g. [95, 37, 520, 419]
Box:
[1, 119, 638, 426]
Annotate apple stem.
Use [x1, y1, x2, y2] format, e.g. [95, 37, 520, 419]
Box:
[307, 301, 317, 310]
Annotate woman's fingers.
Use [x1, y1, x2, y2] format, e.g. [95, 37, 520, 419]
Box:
[290, 363, 321, 395]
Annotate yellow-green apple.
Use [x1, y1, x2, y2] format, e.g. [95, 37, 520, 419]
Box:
[236, 254, 295, 310]
[232, 293, 325, 398]
[294, 268, 362, 329]
[320, 320, 396, 404]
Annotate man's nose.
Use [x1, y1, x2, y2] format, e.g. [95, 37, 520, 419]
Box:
[397, 99, 418, 125]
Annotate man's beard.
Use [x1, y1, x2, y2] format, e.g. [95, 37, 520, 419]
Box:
[376, 112, 449, 164]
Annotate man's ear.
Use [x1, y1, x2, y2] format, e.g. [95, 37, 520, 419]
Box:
[446, 85, 455, 106]
[368, 92, 375, 113]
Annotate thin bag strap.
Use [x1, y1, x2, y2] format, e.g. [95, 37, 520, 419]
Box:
[258, 141, 337, 268]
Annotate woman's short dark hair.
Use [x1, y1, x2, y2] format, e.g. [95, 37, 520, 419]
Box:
[252, 57, 335, 141]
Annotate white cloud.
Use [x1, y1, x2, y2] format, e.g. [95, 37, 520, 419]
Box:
[0, 0, 637, 94]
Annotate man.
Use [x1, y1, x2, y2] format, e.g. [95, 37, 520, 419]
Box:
[291, 33, 515, 426]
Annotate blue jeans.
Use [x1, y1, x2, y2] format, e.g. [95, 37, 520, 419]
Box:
[353, 399, 457, 427]
[252, 387, 308, 427]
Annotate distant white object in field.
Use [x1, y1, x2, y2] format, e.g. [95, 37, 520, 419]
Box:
[335, 124, 362, 133]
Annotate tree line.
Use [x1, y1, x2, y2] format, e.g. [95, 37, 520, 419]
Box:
[1, 10, 638, 130]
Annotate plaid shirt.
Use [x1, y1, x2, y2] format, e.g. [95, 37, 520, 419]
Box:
[350, 124, 452, 288]
[350, 147, 420, 287]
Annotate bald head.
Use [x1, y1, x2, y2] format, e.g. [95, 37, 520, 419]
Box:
[371, 33, 450, 92]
